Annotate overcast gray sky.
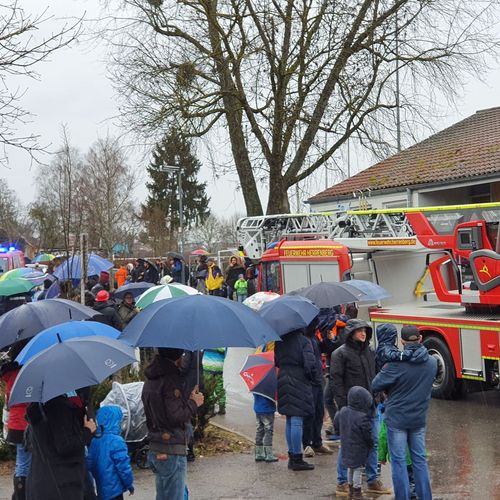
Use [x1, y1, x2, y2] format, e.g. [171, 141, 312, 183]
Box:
[4, 0, 500, 216]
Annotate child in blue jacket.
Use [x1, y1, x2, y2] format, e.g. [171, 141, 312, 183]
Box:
[87, 405, 134, 500]
[254, 394, 278, 463]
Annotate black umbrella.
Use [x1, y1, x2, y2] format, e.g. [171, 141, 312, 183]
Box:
[0, 299, 100, 350]
[138, 258, 158, 270]
[166, 251, 185, 262]
[114, 282, 155, 300]
[288, 282, 366, 309]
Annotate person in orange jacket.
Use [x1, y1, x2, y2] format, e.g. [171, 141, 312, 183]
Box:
[115, 265, 128, 288]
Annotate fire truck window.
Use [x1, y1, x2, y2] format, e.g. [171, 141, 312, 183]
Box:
[264, 261, 280, 293]
[0, 257, 7, 273]
[13, 255, 20, 268]
[486, 222, 499, 251]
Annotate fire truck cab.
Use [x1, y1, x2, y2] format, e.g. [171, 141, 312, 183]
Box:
[258, 239, 351, 294]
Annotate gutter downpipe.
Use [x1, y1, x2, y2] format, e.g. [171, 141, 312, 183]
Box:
[406, 187, 412, 208]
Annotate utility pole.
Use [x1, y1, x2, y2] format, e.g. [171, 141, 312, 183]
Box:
[159, 163, 185, 283]
[395, 14, 402, 153]
[80, 233, 87, 305]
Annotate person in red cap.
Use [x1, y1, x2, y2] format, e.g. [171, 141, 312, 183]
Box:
[92, 290, 123, 331]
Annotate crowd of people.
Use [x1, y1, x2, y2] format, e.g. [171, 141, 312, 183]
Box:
[261, 306, 436, 500]
[0, 253, 438, 500]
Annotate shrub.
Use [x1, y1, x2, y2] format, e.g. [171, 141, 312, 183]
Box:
[194, 374, 223, 441]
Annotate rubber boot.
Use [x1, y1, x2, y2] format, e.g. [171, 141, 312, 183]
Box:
[12, 476, 26, 500]
[290, 453, 314, 471]
[264, 446, 278, 462]
[350, 486, 369, 500]
[254, 445, 266, 462]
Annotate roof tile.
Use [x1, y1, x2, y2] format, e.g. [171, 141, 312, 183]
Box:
[309, 107, 500, 202]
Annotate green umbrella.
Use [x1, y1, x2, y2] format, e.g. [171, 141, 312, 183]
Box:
[136, 284, 199, 309]
[0, 278, 37, 297]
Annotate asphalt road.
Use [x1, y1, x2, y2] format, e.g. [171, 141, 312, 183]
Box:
[2, 388, 500, 499]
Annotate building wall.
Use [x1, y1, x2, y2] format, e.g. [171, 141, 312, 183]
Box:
[310, 178, 500, 213]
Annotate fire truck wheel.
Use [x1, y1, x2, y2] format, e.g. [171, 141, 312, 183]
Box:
[423, 335, 458, 399]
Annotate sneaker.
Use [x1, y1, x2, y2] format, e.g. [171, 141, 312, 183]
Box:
[335, 482, 349, 497]
[303, 446, 315, 458]
[366, 479, 392, 495]
[313, 444, 333, 455]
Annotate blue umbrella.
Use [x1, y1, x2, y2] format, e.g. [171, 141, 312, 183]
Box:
[259, 295, 319, 337]
[114, 282, 155, 300]
[342, 279, 391, 301]
[0, 298, 100, 350]
[119, 295, 280, 350]
[15, 321, 122, 365]
[9, 336, 137, 406]
[53, 254, 113, 280]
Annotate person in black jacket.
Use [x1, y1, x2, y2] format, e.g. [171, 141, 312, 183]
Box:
[334, 386, 374, 500]
[142, 348, 204, 500]
[143, 261, 159, 284]
[25, 394, 97, 500]
[274, 329, 315, 471]
[93, 291, 123, 331]
[224, 256, 245, 300]
[330, 319, 391, 497]
[302, 319, 333, 457]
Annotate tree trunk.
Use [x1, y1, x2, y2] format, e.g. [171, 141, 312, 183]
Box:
[205, 0, 263, 217]
[266, 169, 291, 214]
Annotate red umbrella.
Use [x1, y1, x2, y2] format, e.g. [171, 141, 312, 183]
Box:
[239, 351, 277, 402]
[191, 248, 209, 256]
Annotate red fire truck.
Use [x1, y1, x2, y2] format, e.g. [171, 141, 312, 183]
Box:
[237, 202, 500, 399]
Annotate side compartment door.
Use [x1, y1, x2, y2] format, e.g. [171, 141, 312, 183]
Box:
[460, 329, 485, 380]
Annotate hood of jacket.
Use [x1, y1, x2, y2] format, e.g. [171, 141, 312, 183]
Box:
[347, 385, 373, 412]
[345, 318, 372, 347]
[376, 323, 397, 346]
[97, 405, 123, 435]
[404, 343, 430, 364]
[93, 301, 114, 312]
[144, 355, 179, 380]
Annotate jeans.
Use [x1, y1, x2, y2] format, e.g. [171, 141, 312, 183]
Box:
[237, 293, 247, 303]
[285, 416, 303, 454]
[348, 466, 364, 488]
[148, 452, 187, 500]
[387, 426, 432, 500]
[227, 286, 235, 300]
[15, 443, 31, 477]
[255, 413, 275, 447]
[303, 384, 324, 448]
[323, 376, 337, 426]
[337, 416, 379, 485]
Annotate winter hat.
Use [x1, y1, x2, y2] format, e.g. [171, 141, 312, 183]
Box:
[158, 347, 184, 361]
[95, 290, 110, 302]
[401, 325, 420, 341]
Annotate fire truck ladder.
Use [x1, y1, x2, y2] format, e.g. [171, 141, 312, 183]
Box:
[236, 212, 340, 260]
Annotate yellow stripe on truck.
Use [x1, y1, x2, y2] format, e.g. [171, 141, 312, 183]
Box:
[370, 317, 500, 332]
[348, 201, 500, 215]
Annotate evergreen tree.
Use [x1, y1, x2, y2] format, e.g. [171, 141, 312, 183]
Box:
[142, 129, 210, 253]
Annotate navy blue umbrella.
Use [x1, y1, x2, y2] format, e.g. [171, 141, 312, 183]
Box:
[119, 295, 280, 350]
[288, 281, 366, 309]
[0, 299, 99, 350]
[342, 279, 391, 301]
[114, 282, 155, 300]
[9, 336, 137, 406]
[15, 321, 121, 365]
[258, 295, 319, 337]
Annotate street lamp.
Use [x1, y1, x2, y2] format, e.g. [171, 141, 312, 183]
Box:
[159, 164, 184, 257]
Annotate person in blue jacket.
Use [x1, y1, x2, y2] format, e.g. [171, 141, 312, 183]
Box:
[253, 393, 278, 463]
[372, 325, 437, 500]
[86, 405, 134, 500]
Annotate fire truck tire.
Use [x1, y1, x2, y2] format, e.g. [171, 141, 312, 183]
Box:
[423, 335, 458, 400]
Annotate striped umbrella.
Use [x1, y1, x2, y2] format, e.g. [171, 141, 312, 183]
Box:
[136, 284, 199, 309]
[0, 268, 47, 285]
[33, 253, 55, 263]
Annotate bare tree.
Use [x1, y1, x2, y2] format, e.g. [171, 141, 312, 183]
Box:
[35, 126, 84, 257]
[0, 3, 80, 163]
[188, 213, 241, 252]
[105, 0, 500, 215]
[0, 177, 22, 241]
[79, 136, 137, 257]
